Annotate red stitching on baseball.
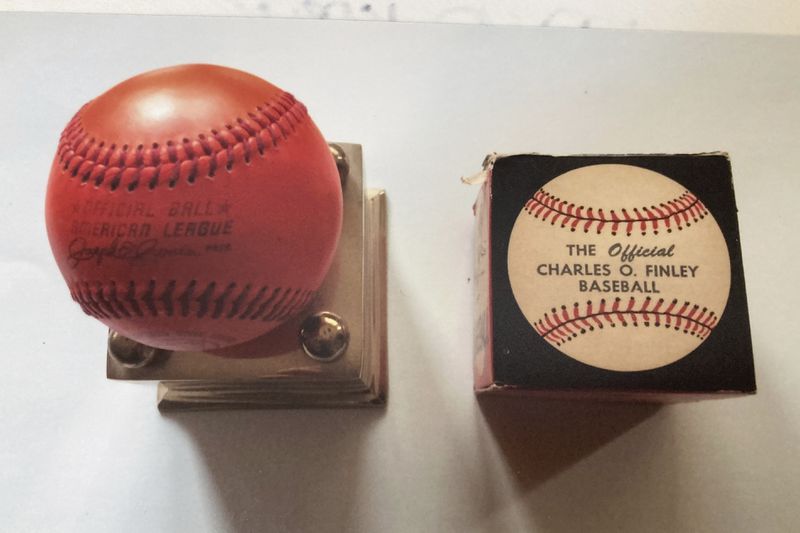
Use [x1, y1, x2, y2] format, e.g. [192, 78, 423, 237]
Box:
[533, 296, 719, 346]
[56, 92, 308, 192]
[69, 280, 315, 322]
[524, 189, 709, 236]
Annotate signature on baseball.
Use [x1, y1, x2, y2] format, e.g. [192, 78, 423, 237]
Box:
[67, 237, 198, 267]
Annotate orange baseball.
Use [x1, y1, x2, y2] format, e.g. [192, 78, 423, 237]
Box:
[45, 64, 342, 351]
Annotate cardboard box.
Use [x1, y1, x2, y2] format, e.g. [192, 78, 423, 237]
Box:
[473, 153, 756, 400]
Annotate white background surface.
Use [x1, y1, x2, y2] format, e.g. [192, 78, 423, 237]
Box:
[2, 0, 800, 35]
[1, 12, 799, 533]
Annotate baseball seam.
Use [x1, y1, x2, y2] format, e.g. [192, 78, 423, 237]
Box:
[69, 280, 316, 322]
[534, 296, 719, 346]
[56, 92, 307, 192]
[524, 189, 708, 236]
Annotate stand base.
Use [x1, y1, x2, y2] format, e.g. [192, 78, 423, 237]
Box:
[106, 144, 387, 411]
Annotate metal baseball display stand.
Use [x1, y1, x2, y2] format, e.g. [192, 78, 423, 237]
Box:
[105, 143, 387, 410]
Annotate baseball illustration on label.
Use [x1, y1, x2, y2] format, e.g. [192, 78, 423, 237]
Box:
[508, 164, 731, 371]
[45, 64, 343, 352]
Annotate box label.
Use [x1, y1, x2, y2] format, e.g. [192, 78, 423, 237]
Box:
[507, 164, 731, 371]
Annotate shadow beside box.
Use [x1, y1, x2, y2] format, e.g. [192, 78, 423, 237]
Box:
[106, 143, 388, 411]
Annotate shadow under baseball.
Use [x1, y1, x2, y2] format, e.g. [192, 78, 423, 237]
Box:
[163, 407, 384, 533]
